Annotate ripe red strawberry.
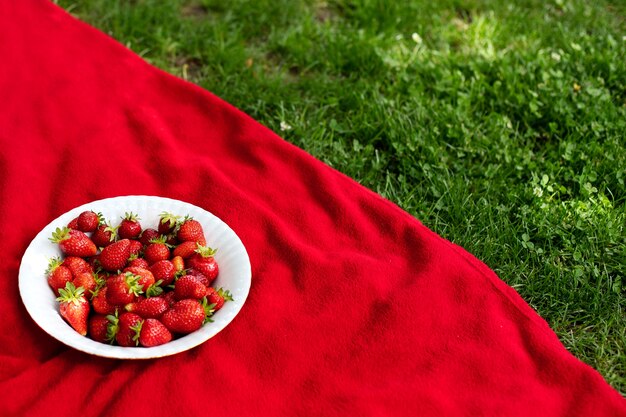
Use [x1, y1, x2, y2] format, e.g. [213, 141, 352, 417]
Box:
[62, 256, 92, 277]
[106, 273, 143, 305]
[127, 257, 149, 269]
[92, 222, 118, 248]
[162, 291, 176, 307]
[99, 239, 131, 271]
[92, 286, 117, 315]
[115, 312, 143, 347]
[187, 245, 219, 282]
[161, 299, 205, 334]
[185, 269, 210, 286]
[85, 255, 100, 270]
[73, 271, 97, 293]
[158, 212, 180, 235]
[88, 314, 117, 344]
[50, 227, 97, 257]
[171, 255, 185, 272]
[56, 282, 90, 336]
[174, 275, 208, 300]
[139, 318, 172, 347]
[88, 314, 109, 343]
[125, 296, 169, 318]
[128, 240, 143, 256]
[205, 287, 233, 312]
[105, 274, 119, 286]
[46, 257, 73, 296]
[77, 210, 100, 232]
[173, 241, 199, 259]
[123, 266, 155, 292]
[119, 212, 142, 239]
[177, 218, 205, 243]
[139, 228, 160, 245]
[149, 260, 176, 286]
[144, 236, 170, 265]
[67, 217, 79, 229]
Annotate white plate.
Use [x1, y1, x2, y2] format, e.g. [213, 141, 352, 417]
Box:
[18, 195, 251, 359]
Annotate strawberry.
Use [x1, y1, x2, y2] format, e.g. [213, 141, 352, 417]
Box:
[73, 271, 97, 293]
[85, 255, 100, 270]
[173, 241, 199, 259]
[67, 217, 79, 229]
[115, 312, 143, 347]
[123, 266, 155, 291]
[185, 269, 210, 286]
[158, 212, 181, 235]
[50, 227, 97, 257]
[99, 239, 131, 271]
[62, 256, 92, 277]
[128, 240, 143, 256]
[161, 299, 205, 334]
[144, 236, 170, 265]
[125, 296, 169, 318]
[92, 222, 118, 248]
[106, 273, 144, 305]
[77, 210, 100, 232]
[187, 245, 219, 282]
[105, 274, 119, 286]
[165, 233, 179, 246]
[139, 228, 160, 246]
[56, 282, 90, 336]
[128, 256, 149, 269]
[162, 291, 176, 307]
[88, 314, 117, 344]
[139, 318, 172, 347]
[171, 255, 185, 272]
[206, 287, 233, 312]
[46, 257, 73, 296]
[177, 218, 205, 243]
[174, 275, 208, 300]
[119, 212, 142, 239]
[88, 314, 110, 343]
[92, 286, 118, 315]
[149, 260, 176, 286]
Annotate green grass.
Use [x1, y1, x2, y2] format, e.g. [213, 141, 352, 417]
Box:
[56, 0, 626, 393]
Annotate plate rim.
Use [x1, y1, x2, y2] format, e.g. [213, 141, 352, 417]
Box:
[18, 195, 251, 359]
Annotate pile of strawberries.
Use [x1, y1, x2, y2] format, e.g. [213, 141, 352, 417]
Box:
[47, 210, 232, 348]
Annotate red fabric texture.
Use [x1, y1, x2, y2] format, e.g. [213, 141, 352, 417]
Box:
[0, 1, 624, 416]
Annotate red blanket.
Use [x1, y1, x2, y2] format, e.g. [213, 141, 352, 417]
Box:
[1, 1, 624, 416]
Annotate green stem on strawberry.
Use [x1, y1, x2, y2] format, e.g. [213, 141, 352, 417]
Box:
[45, 256, 63, 275]
[195, 245, 217, 258]
[123, 272, 145, 296]
[105, 311, 120, 344]
[217, 288, 234, 301]
[57, 282, 85, 304]
[130, 320, 144, 346]
[201, 297, 217, 324]
[146, 280, 164, 297]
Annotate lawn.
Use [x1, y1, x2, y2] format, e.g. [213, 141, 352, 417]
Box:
[56, 0, 626, 393]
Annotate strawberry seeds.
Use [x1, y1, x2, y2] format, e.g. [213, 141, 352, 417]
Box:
[47, 211, 233, 347]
